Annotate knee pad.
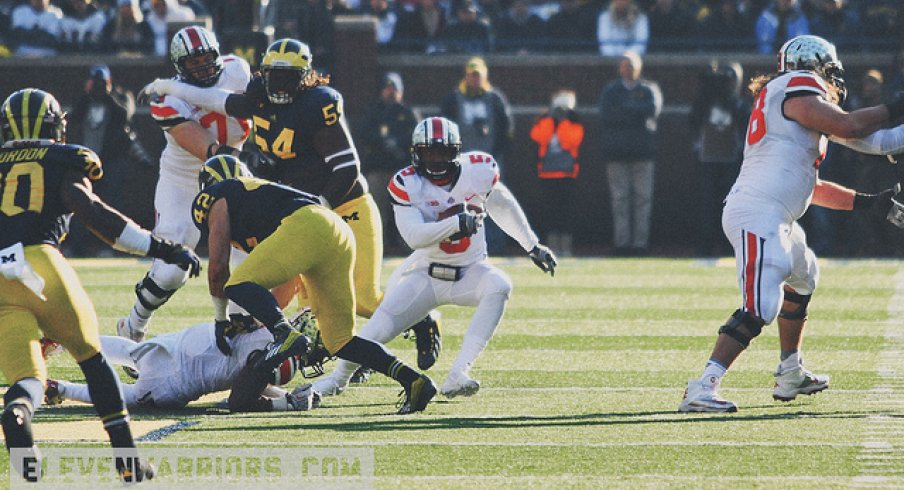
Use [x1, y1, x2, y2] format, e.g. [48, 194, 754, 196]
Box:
[778, 290, 811, 321]
[718, 309, 765, 348]
[134, 274, 177, 311]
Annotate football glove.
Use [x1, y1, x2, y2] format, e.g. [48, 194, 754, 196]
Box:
[148, 236, 201, 277]
[528, 244, 557, 276]
[137, 78, 175, 105]
[449, 212, 484, 241]
[215, 144, 277, 179]
[214, 320, 235, 355]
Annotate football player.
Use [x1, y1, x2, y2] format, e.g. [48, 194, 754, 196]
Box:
[191, 154, 437, 414]
[45, 310, 325, 413]
[118, 26, 254, 352]
[680, 35, 904, 413]
[313, 117, 557, 398]
[139, 38, 443, 374]
[0, 88, 201, 483]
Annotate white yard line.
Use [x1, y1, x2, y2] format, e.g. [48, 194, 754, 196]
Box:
[129, 440, 864, 448]
[853, 265, 904, 488]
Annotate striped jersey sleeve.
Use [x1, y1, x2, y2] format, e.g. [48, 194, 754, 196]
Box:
[150, 93, 193, 129]
[784, 72, 828, 98]
[388, 168, 412, 206]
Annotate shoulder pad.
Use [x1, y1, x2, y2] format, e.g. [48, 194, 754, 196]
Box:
[58, 144, 103, 181]
[221, 55, 252, 81]
[461, 151, 500, 189]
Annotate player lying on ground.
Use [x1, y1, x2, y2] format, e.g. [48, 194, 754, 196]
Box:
[0, 88, 200, 483]
[314, 117, 557, 398]
[45, 310, 327, 412]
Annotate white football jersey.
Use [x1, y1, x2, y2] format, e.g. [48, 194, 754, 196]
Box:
[389, 151, 500, 266]
[733, 71, 830, 219]
[151, 55, 251, 181]
[139, 323, 272, 404]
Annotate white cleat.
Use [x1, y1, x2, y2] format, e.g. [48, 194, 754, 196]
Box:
[441, 372, 480, 398]
[679, 379, 738, 413]
[312, 374, 348, 397]
[773, 365, 829, 402]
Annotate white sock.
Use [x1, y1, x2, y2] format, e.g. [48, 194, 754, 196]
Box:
[449, 292, 507, 377]
[58, 381, 91, 403]
[780, 351, 800, 372]
[330, 358, 360, 386]
[701, 360, 727, 389]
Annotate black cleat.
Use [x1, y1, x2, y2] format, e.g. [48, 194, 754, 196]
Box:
[116, 455, 155, 485]
[257, 323, 310, 373]
[3, 404, 42, 482]
[350, 367, 373, 384]
[397, 374, 437, 415]
[405, 312, 442, 370]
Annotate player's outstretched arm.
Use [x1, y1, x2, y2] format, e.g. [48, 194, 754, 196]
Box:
[485, 182, 556, 275]
[785, 93, 902, 140]
[59, 171, 201, 276]
[140, 78, 256, 119]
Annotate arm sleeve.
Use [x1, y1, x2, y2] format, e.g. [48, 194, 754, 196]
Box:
[155, 79, 231, 115]
[830, 126, 904, 155]
[393, 204, 460, 249]
[485, 182, 539, 252]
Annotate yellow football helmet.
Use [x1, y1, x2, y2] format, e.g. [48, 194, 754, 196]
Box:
[199, 154, 251, 190]
[261, 38, 313, 104]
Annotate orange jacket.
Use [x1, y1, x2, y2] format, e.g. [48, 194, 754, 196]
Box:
[530, 116, 584, 179]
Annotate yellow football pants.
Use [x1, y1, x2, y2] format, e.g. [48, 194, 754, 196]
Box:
[228, 205, 357, 354]
[0, 245, 102, 384]
[332, 193, 384, 318]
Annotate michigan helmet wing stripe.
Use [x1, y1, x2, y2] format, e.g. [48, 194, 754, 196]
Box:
[31, 94, 48, 139]
[4, 97, 21, 140]
[20, 90, 30, 139]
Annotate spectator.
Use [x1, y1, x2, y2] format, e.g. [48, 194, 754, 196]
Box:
[260, 0, 304, 39]
[177, 0, 209, 16]
[807, 0, 861, 51]
[529, 89, 584, 257]
[755, 0, 809, 54]
[66, 65, 149, 256]
[695, 0, 756, 51]
[547, 0, 598, 52]
[296, 0, 337, 74]
[207, 0, 255, 33]
[100, 0, 154, 54]
[391, 0, 447, 53]
[597, 0, 648, 56]
[860, 1, 903, 52]
[357, 72, 421, 254]
[443, 0, 492, 53]
[494, 0, 546, 53]
[886, 49, 904, 98]
[145, 0, 195, 56]
[647, 0, 696, 52]
[688, 61, 748, 256]
[598, 51, 662, 256]
[60, 0, 107, 52]
[361, 0, 398, 47]
[10, 0, 63, 56]
[440, 56, 514, 253]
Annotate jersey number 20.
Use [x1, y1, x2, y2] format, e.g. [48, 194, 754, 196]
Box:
[1, 162, 44, 216]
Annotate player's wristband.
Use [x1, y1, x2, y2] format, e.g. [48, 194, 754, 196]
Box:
[112, 222, 152, 255]
[853, 192, 876, 211]
[212, 296, 228, 322]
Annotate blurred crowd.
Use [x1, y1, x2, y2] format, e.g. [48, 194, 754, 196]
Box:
[0, 0, 900, 58]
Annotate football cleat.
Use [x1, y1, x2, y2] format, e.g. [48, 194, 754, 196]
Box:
[678, 379, 738, 413]
[311, 373, 348, 397]
[349, 367, 372, 384]
[772, 364, 829, 402]
[256, 324, 310, 373]
[397, 374, 437, 415]
[405, 312, 442, 370]
[44, 380, 64, 406]
[440, 371, 480, 398]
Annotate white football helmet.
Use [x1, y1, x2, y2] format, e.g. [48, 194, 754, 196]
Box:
[411, 117, 462, 184]
[778, 35, 846, 102]
[170, 26, 223, 87]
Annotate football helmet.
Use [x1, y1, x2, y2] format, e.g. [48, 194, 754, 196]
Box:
[1, 88, 67, 143]
[199, 154, 251, 190]
[261, 38, 313, 104]
[170, 26, 223, 87]
[289, 307, 331, 378]
[411, 117, 462, 184]
[778, 35, 846, 103]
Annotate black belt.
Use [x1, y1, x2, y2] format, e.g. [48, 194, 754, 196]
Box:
[428, 263, 462, 281]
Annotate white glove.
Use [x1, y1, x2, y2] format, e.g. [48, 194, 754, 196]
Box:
[138, 78, 177, 105]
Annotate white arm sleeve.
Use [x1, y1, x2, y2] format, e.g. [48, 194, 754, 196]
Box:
[153, 79, 230, 115]
[485, 182, 539, 252]
[830, 125, 904, 155]
[394, 205, 461, 249]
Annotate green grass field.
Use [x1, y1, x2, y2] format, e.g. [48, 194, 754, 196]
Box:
[3, 256, 904, 488]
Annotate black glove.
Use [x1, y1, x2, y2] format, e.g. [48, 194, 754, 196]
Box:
[214, 320, 235, 355]
[449, 212, 484, 241]
[148, 236, 201, 277]
[854, 185, 899, 216]
[213, 144, 277, 179]
[528, 244, 557, 276]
